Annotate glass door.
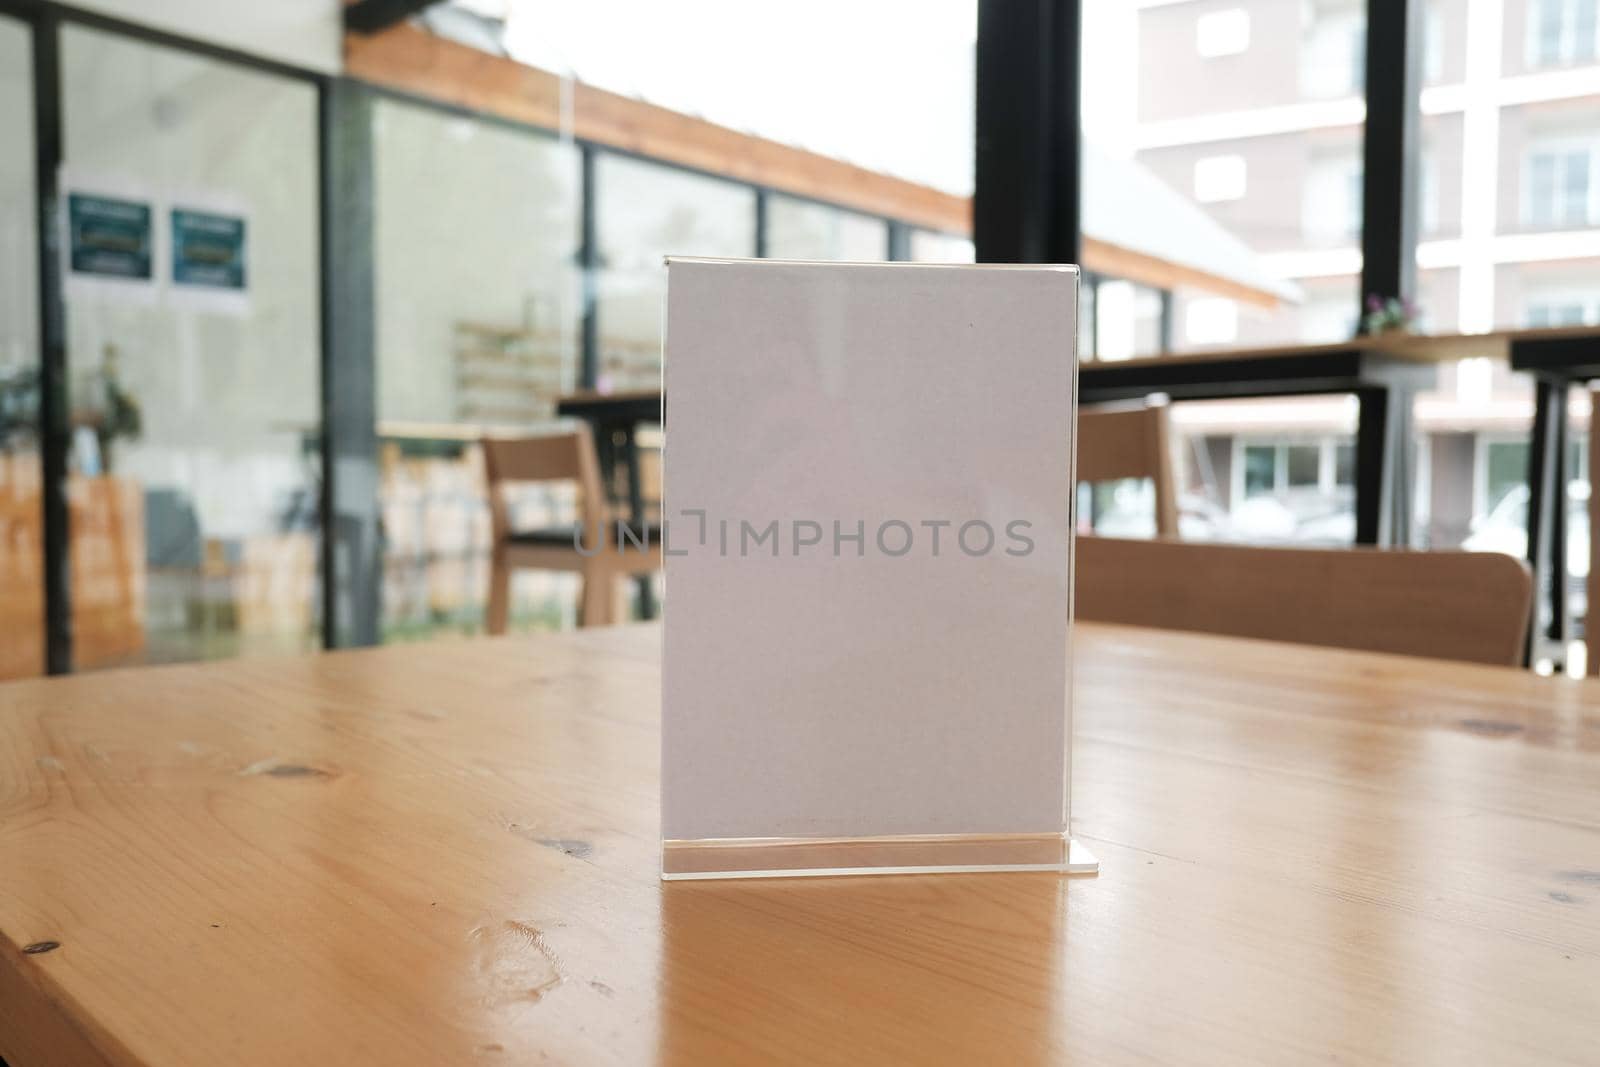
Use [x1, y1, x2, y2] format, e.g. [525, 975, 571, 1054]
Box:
[59, 24, 321, 668]
[0, 13, 42, 679]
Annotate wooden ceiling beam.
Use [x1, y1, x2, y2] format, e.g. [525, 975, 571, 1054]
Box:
[344, 24, 971, 234]
[344, 23, 1284, 309]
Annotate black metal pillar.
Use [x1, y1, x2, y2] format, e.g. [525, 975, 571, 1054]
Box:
[31, 8, 70, 673]
[974, 0, 1081, 264]
[1524, 375, 1572, 667]
[754, 187, 769, 258]
[1353, 366, 1422, 548]
[1358, 0, 1423, 315]
[1353, 387, 1390, 545]
[578, 144, 600, 389]
[886, 220, 911, 261]
[320, 79, 382, 648]
[1157, 288, 1175, 353]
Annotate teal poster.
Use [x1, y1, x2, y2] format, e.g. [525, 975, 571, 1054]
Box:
[171, 209, 247, 290]
[68, 193, 152, 280]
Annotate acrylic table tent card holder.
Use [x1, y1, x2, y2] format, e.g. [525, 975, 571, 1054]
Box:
[661, 258, 1096, 880]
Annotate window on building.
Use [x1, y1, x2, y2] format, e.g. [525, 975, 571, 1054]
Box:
[1195, 9, 1250, 58]
[1243, 445, 1276, 497]
[1302, 3, 1366, 98]
[1185, 298, 1239, 345]
[1529, 0, 1599, 69]
[1193, 154, 1247, 203]
[1526, 298, 1595, 326]
[1484, 439, 1532, 515]
[1524, 143, 1596, 228]
[1304, 155, 1364, 244]
[1335, 444, 1356, 487]
[1286, 444, 1321, 487]
[1420, 151, 1440, 236]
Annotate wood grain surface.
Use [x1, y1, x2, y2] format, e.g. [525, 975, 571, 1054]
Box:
[2, 623, 1598, 1065]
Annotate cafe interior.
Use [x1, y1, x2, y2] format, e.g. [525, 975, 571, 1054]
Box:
[0, 1, 1596, 1064]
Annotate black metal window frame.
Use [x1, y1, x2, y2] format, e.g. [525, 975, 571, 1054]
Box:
[1, 0, 338, 671]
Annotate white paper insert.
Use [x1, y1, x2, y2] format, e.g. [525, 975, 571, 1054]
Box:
[662, 259, 1077, 843]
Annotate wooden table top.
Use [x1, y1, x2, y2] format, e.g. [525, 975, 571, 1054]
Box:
[3, 623, 1597, 1065]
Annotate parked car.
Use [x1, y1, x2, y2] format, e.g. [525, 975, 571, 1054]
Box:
[1463, 482, 1589, 626]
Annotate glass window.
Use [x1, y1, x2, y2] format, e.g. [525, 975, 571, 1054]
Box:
[1243, 445, 1276, 497]
[1194, 155, 1247, 203]
[595, 153, 755, 392]
[766, 195, 886, 261]
[1523, 142, 1597, 228]
[61, 25, 321, 669]
[1302, 1, 1367, 99]
[1485, 439, 1531, 514]
[1528, 0, 1599, 68]
[1100, 0, 1365, 350]
[1303, 153, 1364, 245]
[1093, 280, 1166, 361]
[1170, 402, 1358, 545]
[909, 229, 975, 263]
[1334, 443, 1356, 487]
[1195, 10, 1251, 58]
[0, 14, 42, 679]
[371, 97, 582, 642]
[1286, 444, 1321, 488]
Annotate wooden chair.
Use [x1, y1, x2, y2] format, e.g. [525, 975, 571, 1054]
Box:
[1076, 536, 1533, 666]
[1077, 401, 1179, 537]
[481, 429, 661, 632]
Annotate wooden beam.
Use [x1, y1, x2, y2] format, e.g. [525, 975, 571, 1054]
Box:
[344, 23, 1285, 311]
[1081, 236, 1280, 311]
[344, 24, 970, 234]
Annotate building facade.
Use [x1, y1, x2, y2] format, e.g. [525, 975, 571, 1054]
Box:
[1124, 0, 1596, 563]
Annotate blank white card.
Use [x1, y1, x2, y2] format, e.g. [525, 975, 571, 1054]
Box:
[662, 259, 1078, 843]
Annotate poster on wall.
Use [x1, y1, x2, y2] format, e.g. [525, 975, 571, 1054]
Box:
[171, 208, 247, 291]
[67, 192, 152, 281]
[167, 197, 252, 315]
[60, 173, 157, 304]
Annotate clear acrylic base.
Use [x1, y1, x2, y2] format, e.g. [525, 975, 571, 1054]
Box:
[661, 832, 1100, 881]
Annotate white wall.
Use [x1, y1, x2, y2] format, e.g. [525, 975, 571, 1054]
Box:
[71, 0, 341, 73]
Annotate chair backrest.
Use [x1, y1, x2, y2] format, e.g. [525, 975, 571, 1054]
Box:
[1077, 402, 1179, 537]
[480, 429, 606, 540]
[1076, 535, 1533, 666]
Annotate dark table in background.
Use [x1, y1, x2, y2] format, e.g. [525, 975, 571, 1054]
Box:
[1078, 338, 1461, 547]
[1505, 326, 1600, 667]
[555, 328, 1600, 664]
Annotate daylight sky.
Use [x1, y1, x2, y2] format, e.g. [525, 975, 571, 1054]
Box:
[450, 0, 1141, 195]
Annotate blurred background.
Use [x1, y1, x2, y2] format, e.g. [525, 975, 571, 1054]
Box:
[1, 0, 1595, 676]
